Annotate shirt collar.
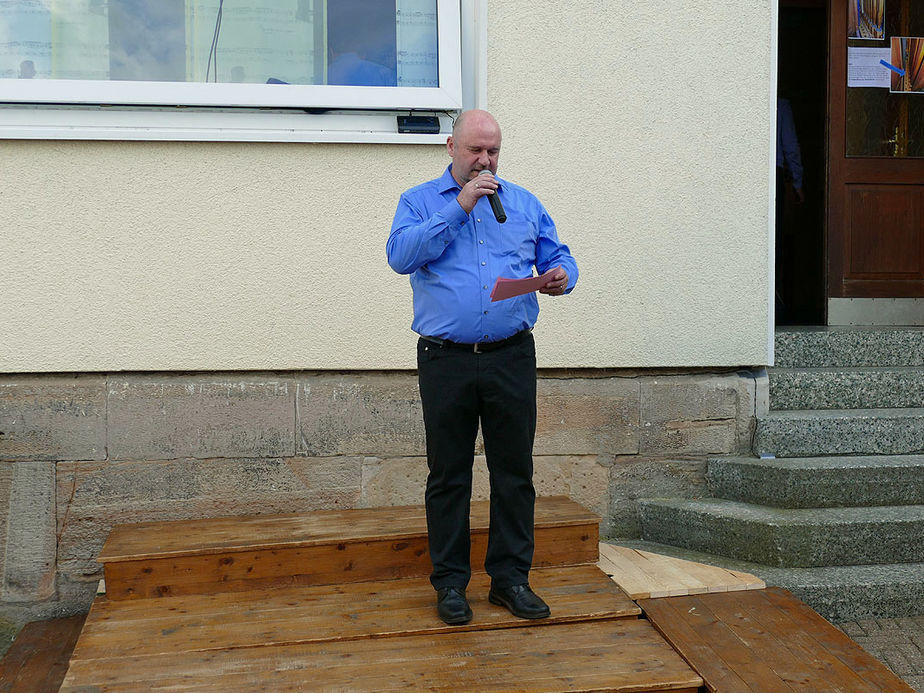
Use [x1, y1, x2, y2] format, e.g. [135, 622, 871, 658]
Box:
[438, 165, 505, 194]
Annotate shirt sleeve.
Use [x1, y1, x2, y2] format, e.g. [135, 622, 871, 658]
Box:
[386, 193, 470, 275]
[534, 204, 579, 293]
[778, 99, 803, 190]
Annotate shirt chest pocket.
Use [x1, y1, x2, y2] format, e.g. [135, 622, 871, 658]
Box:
[494, 216, 538, 263]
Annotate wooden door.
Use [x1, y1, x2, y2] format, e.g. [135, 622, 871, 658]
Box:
[827, 0, 924, 319]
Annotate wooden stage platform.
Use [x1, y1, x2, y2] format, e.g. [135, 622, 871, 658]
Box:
[2, 496, 913, 691]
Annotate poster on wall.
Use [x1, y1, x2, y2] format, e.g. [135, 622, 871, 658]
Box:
[889, 37, 924, 93]
[848, 0, 885, 40]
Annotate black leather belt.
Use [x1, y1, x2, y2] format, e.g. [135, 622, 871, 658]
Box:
[420, 328, 531, 354]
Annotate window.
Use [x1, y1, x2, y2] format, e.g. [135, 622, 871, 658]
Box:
[0, 0, 477, 141]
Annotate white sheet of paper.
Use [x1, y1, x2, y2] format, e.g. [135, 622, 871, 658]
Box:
[848, 47, 892, 88]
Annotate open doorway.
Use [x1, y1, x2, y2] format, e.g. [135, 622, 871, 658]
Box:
[776, 0, 828, 325]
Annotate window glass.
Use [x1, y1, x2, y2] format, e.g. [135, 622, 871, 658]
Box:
[0, 0, 438, 88]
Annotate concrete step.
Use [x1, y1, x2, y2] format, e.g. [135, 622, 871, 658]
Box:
[609, 539, 924, 622]
[769, 367, 924, 411]
[754, 408, 924, 458]
[637, 498, 924, 568]
[775, 326, 924, 368]
[707, 455, 924, 508]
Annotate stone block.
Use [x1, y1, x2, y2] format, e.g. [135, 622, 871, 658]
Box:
[1, 461, 56, 602]
[535, 377, 639, 456]
[639, 374, 741, 456]
[108, 375, 295, 460]
[638, 499, 924, 567]
[0, 376, 106, 461]
[360, 455, 610, 530]
[297, 374, 424, 457]
[756, 409, 924, 458]
[55, 457, 362, 582]
[607, 457, 707, 538]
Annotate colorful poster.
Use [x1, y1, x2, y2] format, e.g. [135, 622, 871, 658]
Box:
[848, 0, 885, 40]
[889, 37, 924, 93]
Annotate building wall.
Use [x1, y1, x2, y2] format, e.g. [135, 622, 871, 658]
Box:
[0, 1, 775, 620]
[0, 1, 775, 371]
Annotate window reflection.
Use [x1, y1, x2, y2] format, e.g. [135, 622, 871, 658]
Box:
[0, 0, 438, 87]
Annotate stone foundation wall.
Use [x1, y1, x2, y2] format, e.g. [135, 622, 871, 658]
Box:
[0, 368, 763, 622]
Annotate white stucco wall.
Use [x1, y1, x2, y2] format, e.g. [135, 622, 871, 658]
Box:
[0, 1, 775, 372]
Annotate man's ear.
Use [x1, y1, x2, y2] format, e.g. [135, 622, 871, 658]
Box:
[446, 136, 454, 157]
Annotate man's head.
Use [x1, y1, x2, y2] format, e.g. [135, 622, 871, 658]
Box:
[447, 110, 501, 186]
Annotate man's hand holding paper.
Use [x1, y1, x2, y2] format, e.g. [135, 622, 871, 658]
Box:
[490, 266, 567, 302]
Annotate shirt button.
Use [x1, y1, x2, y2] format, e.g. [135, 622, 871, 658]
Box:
[479, 240, 484, 244]
[483, 285, 487, 289]
[476, 218, 481, 222]
[484, 335, 489, 339]
[483, 310, 488, 315]
[481, 261, 486, 266]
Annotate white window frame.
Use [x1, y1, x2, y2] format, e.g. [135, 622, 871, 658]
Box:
[0, 0, 485, 143]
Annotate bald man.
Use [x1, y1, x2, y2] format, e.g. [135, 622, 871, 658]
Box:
[387, 110, 579, 625]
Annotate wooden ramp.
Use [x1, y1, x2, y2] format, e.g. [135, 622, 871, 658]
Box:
[0, 614, 85, 693]
[60, 497, 702, 692]
[598, 543, 765, 599]
[641, 587, 915, 693]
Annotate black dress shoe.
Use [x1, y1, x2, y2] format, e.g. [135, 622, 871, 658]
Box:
[488, 583, 551, 619]
[436, 586, 473, 625]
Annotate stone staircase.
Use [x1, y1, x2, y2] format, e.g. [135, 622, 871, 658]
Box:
[633, 327, 924, 621]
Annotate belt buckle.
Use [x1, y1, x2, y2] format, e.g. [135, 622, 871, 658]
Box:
[473, 342, 482, 354]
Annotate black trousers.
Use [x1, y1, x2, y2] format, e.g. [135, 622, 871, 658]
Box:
[417, 332, 537, 590]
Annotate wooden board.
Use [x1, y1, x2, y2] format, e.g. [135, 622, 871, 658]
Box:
[0, 614, 86, 693]
[72, 565, 639, 661]
[640, 587, 915, 693]
[61, 619, 702, 693]
[598, 544, 765, 599]
[101, 497, 600, 600]
[99, 496, 598, 562]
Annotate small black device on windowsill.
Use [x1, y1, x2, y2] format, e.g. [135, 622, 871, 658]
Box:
[397, 115, 441, 134]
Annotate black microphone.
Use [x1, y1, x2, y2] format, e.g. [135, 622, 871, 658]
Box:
[478, 170, 507, 223]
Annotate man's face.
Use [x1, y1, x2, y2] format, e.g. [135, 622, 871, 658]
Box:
[447, 115, 501, 186]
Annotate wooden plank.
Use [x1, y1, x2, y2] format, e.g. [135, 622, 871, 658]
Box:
[724, 568, 767, 592]
[62, 619, 702, 692]
[71, 566, 640, 662]
[641, 589, 914, 693]
[760, 587, 916, 693]
[629, 550, 710, 598]
[701, 591, 874, 692]
[0, 614, 86, 693]
[639, 596, 756, 693]
[598, 543, 674, 600]
[103, 523, 598, 600]
[598, 544, 764, 599]
[99, 496, 598, 562]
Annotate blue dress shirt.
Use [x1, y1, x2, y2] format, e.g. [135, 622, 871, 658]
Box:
[388, 166, 579, 343]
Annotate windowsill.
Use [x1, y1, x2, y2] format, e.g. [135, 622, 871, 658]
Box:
[0, 105, 453, 143]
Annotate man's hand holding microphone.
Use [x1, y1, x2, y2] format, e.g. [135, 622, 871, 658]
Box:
[457, 170, 506, 223]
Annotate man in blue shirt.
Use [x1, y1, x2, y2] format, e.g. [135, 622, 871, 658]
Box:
[387, 109, 578, 625]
